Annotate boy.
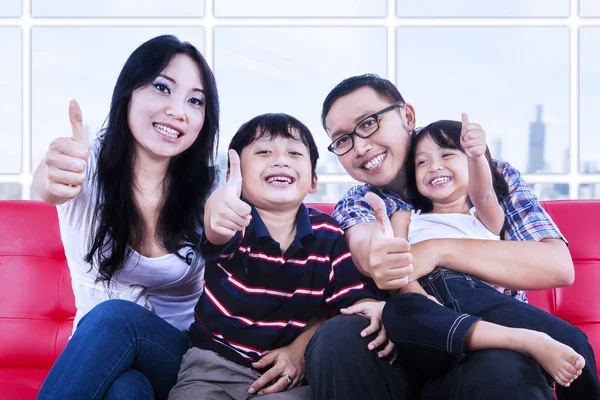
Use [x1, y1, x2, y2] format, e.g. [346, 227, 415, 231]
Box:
[169, 113, 387, 399]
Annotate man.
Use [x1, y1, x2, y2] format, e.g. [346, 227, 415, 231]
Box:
[304, 74, 579, 400]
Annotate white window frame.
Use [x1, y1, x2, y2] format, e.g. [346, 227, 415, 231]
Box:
[1, 0, 598, 200]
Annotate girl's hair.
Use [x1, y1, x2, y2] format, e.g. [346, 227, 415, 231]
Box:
[404, 120, 508, 213]
[86, 34, 220, 284]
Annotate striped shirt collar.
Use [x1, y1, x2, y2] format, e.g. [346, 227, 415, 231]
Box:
[248, 203, 314, 242]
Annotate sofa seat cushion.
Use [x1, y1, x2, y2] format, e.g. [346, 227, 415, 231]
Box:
[0, 368, 48, 400]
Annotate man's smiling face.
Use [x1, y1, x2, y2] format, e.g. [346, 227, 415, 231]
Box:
[325, 86, 416, 193]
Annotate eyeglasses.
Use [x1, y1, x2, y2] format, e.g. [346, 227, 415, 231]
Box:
[327, 103, 404, 156]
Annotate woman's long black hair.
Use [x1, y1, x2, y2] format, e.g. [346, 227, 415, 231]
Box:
[404, 120, 508, 213]
[85, 35, 220, 284]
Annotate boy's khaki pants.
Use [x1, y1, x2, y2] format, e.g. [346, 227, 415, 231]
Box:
[169, 347, 311, 400]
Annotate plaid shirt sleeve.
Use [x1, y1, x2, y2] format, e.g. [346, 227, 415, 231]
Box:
[496, 160, 566, 244]
[332, 184, 411, 230]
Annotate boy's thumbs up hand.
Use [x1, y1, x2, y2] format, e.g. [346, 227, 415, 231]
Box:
[226, 149, 243, 198]
[204, 149, 251, 245]
[362, 192, 413, 291]
[43, 99, 91, 199]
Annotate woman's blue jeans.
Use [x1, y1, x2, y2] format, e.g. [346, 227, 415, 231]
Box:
[37, 299, 191, 400]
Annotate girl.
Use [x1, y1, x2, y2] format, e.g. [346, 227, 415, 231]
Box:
[387, 115, 598, 397]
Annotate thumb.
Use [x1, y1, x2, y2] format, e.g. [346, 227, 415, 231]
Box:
[340, 303, 368, 316]
[69, 99, 87, 144]
[252, 351, 276, 368]
[364, 192, 393, 238]
[461, 112, 469, 137]
[227, 149, 243, 197]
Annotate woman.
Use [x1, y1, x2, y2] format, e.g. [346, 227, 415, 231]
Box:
[35, 35, 220, 400]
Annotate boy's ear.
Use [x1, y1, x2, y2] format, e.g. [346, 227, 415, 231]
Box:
[308, 173, 318, 195]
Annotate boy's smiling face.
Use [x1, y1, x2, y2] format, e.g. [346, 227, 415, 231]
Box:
[239, 130, 318, 211]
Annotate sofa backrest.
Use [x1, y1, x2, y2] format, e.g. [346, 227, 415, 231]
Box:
[0, 200, 598, 378]
[537, 200, 600, 378]
[0, 201, 74, 371]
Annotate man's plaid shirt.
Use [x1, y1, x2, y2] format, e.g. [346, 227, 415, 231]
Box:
[332, 159, 566, 302]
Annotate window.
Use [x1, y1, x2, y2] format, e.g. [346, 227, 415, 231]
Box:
[214, 27, 387, 177]
[31, 27, 204, 170]
[32, 0, 204, 17]
[580, 28, 599, 174]
[215, 0, 385, 17]
[1, 0, 598, 202]
[397, 0, 569, 17]
[0, 27, 21, 174]
[580, 0, 600, 17]
[0, 1, 21, 17]
[397, 27, 569, 174]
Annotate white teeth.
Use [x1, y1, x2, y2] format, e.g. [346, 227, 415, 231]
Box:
[430, 176, 450, 186]
[267, 176, 293, 184]
[364, 154, 384, 170]
[154, 123, 180, 139]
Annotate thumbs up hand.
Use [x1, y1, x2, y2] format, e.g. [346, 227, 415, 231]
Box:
[364, 192, 394, 239]
[43, 99, 91, 199]
[362, 192, 413, 290]
[204, 149, 252, 245]
[460, 113, 487, 159]
[69, 99, 89, 145]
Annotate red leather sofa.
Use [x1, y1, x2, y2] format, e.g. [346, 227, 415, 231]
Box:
[0, 200, 599, 399]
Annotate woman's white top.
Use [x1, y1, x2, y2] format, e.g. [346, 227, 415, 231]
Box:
[408, 208, 504, 293]
[57, 145, 220, 332]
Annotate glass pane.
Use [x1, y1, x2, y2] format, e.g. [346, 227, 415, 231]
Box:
[398, 0, 568, 17]
[0, 0, 20, 16]
[31, 27, 204, 171]
[33, 0, 204, 17]
[580, 0, 600, 16]
[580, 28, 600, 173]
[0, 28, 21, 173]
[215, 27, 387, 174]
[31, 184, 41, 201]
[215, 0, 385, 17]
[529, 183, 569, 200]
[397, 27, 569, 174]
[580, 184, 600, 199]
[0, 183, 22, 200]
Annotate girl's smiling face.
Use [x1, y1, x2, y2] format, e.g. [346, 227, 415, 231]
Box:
[414, 133, 469, 207]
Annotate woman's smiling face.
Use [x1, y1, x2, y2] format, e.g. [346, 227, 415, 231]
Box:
[127, 53, 206, 161]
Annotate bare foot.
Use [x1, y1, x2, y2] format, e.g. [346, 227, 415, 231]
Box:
[522, 331, 585, 387]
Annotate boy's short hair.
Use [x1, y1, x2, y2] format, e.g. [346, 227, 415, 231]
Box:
[228, 113, 320, 177]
